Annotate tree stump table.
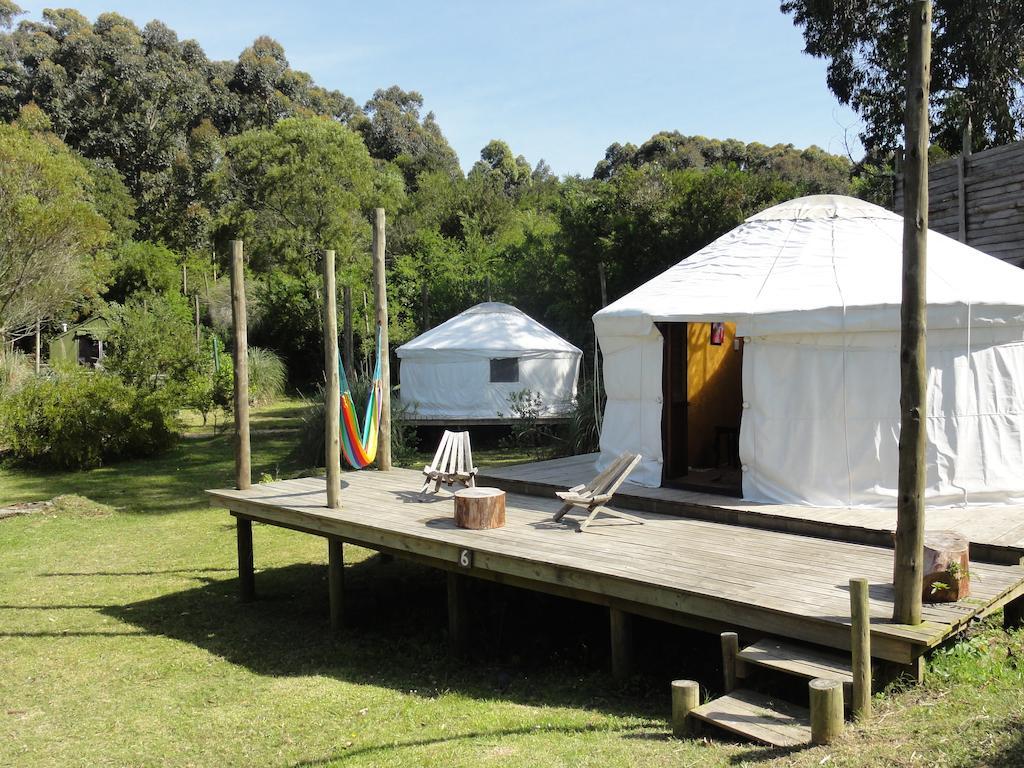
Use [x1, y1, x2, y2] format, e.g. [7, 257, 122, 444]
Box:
[922, 530, 970, 603]
[454, 487, 506, 530]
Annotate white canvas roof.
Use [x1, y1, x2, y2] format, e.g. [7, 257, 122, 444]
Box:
[594, 195, 1024, 339]
[397, 302, 581, 360]
[594, 194, 1024, 507]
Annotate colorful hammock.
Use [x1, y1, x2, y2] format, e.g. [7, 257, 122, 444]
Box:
[338, 325, 384, 469]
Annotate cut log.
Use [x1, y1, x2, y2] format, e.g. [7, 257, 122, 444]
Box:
[922, 530, 970, 603]
[454, 487, 506, 530]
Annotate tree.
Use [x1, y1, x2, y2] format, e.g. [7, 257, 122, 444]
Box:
[782, 0, 1024, 153]
[221, 116, 401, 379]
[358, 86, 461, 187]
[0, 119, 108, 341]
[105, 241, 182, 304]
[222, 116, 388, 274]
[104, 293, 202, 393]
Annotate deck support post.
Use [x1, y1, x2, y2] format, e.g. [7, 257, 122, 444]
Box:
[1004, 594, 1024, 630]
[236, 517, 255, 602]
[809, 678, 844, 745]
[447, 572, 469, 657]
[850, 578, 872, 720]
[229, 239, 251, 492]
[670, 679, 700, 738]
[328, 539, 344, 631]
[609, 607, 633, 681]
[721, 631, 740, 692]
[372, 208, 392, 470]
[322, 249, 342, 509]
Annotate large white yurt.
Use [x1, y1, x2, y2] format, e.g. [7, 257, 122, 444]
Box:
[594, 194, 1024, 507]
[397, 302, 582, 420]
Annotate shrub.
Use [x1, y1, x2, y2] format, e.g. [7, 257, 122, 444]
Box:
[568, 377, 605, 455]
[0, 369, 177, 469]
[0, 349, 33, 397]
[104, 294, 203, 394]
[246, 346, 286, 405]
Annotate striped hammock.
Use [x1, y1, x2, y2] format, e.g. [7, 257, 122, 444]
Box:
[338, 325, 384, 469]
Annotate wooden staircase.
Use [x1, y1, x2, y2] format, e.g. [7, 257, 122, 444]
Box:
[687, 636, 855, 748]
[673, 578, 874, 748]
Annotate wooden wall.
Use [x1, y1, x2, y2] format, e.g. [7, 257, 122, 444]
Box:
[895, 139, 1024, 267]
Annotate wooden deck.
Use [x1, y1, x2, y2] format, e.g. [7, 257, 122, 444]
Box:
[478, 454, 1024, 564]
[208, 468, 1024, 670]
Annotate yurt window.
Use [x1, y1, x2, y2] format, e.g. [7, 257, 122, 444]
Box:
[489, 357, 519, 382]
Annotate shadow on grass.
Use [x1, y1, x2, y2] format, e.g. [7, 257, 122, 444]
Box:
[290, 722, 655, 767]
[100, 554, 725, 721]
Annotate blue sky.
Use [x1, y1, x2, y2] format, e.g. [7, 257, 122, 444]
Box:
[16, 1, 863, 176]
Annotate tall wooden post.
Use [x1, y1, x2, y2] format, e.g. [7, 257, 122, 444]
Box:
[850, 577, 872, 719]
[893, 0, 932, 626]
[182, 264, 188, 295]
[194, 294, 201, 349]
[342, 284, 354, 381]
[34, 317, 40, 375]
[598, 262, 608, 307]
[372, 208, 392, 470]
[229, 240, 251, 491]
[322, 249, 342, 509]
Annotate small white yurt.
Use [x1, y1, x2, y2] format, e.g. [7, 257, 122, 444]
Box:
[594, 194, 1024, 507]
[396, 302, 582, 419]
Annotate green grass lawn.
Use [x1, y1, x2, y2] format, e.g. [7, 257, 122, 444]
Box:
[1, 404, 1023, 767]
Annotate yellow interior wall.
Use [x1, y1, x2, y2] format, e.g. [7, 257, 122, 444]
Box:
[686, 322, 743, 468]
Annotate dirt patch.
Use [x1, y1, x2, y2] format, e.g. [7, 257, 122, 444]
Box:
[0, 500, 53, 520]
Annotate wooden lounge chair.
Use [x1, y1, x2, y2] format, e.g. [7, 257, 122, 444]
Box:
[421, 430, 478, 495]
[553, 452, 644, 532]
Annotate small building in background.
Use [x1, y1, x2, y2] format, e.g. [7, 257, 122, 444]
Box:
[48, 317, 109, 368]
[396, 302, 582, 423]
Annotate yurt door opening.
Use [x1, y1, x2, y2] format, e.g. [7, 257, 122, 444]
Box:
[658, 322, 743, 495]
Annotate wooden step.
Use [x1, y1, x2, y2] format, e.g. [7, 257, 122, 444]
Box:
[739, 639, 853, 695]
[689, 689, 811, 747]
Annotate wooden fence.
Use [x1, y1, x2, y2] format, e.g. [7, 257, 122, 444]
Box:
[895, 139, 1024, 267]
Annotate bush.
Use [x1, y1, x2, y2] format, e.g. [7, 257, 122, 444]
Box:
[568, 377, 605, 455]
[0, 369, 177, 469]
[246, 346, 286, 406]
[0, 349, 33, 397]
[104, 294, 203, 395]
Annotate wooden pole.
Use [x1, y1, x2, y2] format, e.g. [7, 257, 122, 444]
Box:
[609, 607, 633, 682]
[1006, 558, 1024, 630]
[958, 117, 971, 243]
[34, 317, 40, 375]
[372, 208, 392, 470]
[670, 680, 700, 738]
[328, 539, 344, 630]
[893, 0, 931, 627]
[229, 240, 251, 491]
[236, 516, 255, 602]
[598, 262, 608, 307]
[342, 284, 354, 381]
[182, 264, 188, 295]
[322, 249, 342, 509]
[447, 572, 469, 657]
[721, 631, 740, 692]
[850, 578, 872, 720]
[809, 678, 844, 745]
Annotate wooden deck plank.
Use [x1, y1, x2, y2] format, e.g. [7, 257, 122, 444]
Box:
[477, 454, 1024, 562]
[207, 470, 1024, 663]
[689, 689, 811, 747]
